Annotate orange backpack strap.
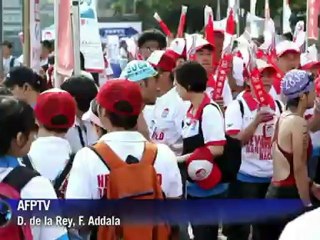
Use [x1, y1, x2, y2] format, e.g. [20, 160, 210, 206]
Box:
[92, 142, 126, 170]
[140, 142, 158, 165]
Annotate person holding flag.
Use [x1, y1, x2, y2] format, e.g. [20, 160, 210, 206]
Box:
[224, 59, 283, 240]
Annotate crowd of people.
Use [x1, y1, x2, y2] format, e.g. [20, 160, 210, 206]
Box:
[0, 16, 319, 240]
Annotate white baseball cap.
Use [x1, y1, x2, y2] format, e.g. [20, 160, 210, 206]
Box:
[276, 40, 300, 57]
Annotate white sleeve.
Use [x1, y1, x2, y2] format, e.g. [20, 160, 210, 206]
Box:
[279, 222, 299, 240]
[65, 148, 95, 199]
[14, 58, 21, 67]
[202, 104, 226, 146]
[225, 100, 243, 135]
[21, 176, 68, 240]
[157, 144, 182, 198]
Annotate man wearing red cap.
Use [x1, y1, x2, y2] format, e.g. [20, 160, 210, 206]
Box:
[25, 89, 77, 185]
[192, 37, 233, 108]
[147, 50, 190, 157]
[225, 59, 284, 240]
[66, 79, 182, 200]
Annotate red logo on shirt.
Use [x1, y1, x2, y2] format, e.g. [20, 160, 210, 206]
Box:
[151, 131, 164, 141]
[246, 135, 272, 160]
[97, 174, 108, 198]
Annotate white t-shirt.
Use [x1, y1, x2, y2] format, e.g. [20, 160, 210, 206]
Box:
[0, 157, 68, 240]
[65, 118, 98, 154]
[3, 56, 20, 75]
[65, 131, 182, 199]
[143, 105, 155, 131]
[225, 93, 283, 177]
[181, 95, 226, 146]
[150, 87, 190, 156]
[279, 207, 320, 240]
[28, 136, 72, 181]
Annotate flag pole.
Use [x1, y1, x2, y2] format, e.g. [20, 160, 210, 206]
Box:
[71, 0, 81, 75]
[236, 0, 240, 37]
[54, 0, 63, 87]
[217, 0, 221, 21]
[305, 0, 309, 51]
[23, 0, 30, 67]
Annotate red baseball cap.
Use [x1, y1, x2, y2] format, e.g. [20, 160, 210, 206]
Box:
[35, 88, 77, 129]
[186, 147, 221, 190]
[97, 79, 143, 116]
[147, 50, 176, 72]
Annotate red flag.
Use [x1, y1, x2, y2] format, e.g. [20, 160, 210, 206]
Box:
[176, 6, 188, 38]
[154, 12, 172, 37]
[204, 7, 215, 47]
[57, 0, 74, 76]
[226, 9, 235, 35]
[308, 0, 320, 40]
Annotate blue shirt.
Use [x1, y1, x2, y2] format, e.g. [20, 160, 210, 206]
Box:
[187, 182, 228, 198]
[237, 172, 271, 183]
[0, 155, 20, 168]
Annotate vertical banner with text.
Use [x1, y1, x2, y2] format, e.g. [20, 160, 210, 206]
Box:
[29, 0, 41, 72]
[80, 0, 104, 72]
[307, 0, 320, 40]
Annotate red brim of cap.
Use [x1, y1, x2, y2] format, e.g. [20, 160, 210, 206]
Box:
[278, 49, 300, 58]
[301, 61, 320, 71]
[196, 43, 215, 52]
[195, 164, 222, 190]
[259, 66, 277, 75]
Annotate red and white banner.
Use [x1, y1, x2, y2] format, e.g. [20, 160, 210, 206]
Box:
[308, 0, 320, 40]
[56, 0, 74, 76]
[30, 0, 41, 72]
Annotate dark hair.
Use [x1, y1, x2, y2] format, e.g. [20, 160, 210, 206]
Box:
[0, 87, 12, 96]
[175, 61, 208, 92]
[4, 66, 48, 93]
[41, 40, 53, 51]
[2, 41, 13, 49]
[169, 72, 174, 82]
[0, 97, 36, 156]
[105, 101, 138, 130]
[43, 115, 69, 134]
[286, 97, 300, 109]
[61, 75, 98, 113]
[137, 29, 167, 49]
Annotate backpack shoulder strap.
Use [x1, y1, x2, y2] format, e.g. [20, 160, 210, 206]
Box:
[275, 100, 283, 114]
[22, 155, 34, 170]
[238, 100, 244, 118]
[140, 142, 158, 165]
[9, 57, 16, 68]
[53, 154, 75, 191]
[2, 166, 40, 193]
[91, 142, 126, 170]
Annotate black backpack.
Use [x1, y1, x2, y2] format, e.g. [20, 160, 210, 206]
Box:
[209, 104, 242, 183]
[22, 154, 75, 198]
